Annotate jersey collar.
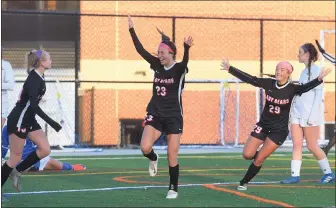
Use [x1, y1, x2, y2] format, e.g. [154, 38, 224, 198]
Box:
[164, 62, 177, 71]
[34, 69, 45, 80]
[275, 80, 290, 89]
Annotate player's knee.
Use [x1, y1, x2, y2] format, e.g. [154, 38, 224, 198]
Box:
[37, 146, 50, 158]
[292, 139, 303, 149]
[140, 143, 152, 154]
[242, 152, 254, 160]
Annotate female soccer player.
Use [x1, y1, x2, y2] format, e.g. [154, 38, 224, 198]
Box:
[281, 43, 335, 184]
[220, 59, 332, 191]
[1, 60, 15, 129]
[128, 15, 193, 199]
[1, 49, 62, 191]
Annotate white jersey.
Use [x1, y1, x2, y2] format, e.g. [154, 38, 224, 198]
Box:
[291, 64, 323, 121]
[1, 60, 15, 118]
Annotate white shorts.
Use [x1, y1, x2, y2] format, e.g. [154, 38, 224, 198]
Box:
[290, 117, 320, 127]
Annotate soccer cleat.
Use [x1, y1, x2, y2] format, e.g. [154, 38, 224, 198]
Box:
[237, 184, 247, 191]
[166, 190, 178, 199]
[9, 168, 22, 192]
[72, 164, 86, 171]
[149, 153, 159, 177]
[280, 176, 300, 184]
[319, 173, 335, 184]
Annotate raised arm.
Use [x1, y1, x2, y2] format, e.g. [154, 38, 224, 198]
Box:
[26, 78, 61, 132]
[181, 36, 193, 66]
[2, 61, 15, 91]
[128, 16, 159, 65]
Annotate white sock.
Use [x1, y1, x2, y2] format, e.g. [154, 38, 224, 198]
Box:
[318, 158, 332, 174]
[291, 160, 302, 177]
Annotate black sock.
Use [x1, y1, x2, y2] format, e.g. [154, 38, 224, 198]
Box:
[143, 149, 157, 161]
[240, 162, 262, 186]
[16, 151, 41, 173]
[2, 162, 13, 187]
[252, 151, 259, 160]
[325, 137, 335, 155]
[169, 164, 179, 192]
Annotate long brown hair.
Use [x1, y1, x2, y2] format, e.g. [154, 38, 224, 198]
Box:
[301, 43, 318, 81]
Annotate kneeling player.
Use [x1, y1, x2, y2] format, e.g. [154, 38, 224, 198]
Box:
[220, 59, 332, 190]
[2, 125, 86, 172]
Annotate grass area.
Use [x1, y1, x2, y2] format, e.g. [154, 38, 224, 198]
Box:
[2, 152, 335, 207]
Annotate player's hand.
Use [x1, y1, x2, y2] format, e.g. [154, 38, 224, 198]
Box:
[318, 67, 332, 81]
[184, 36, 194, 47]
[220, 59, 230, 71]
[128, 15, 134, 29]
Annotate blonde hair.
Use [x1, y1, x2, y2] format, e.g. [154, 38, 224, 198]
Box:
[26, 49, 48, 74]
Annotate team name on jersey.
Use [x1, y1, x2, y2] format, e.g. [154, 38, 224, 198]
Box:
[154, 78, 175, 84]
[266, 95, 290, 105]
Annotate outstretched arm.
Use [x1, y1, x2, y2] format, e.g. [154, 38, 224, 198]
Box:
[295, 67, 331, 95]
[128, 15, 159, 65]
[295, 78, 323, 95]
[221, 59, 269, 88]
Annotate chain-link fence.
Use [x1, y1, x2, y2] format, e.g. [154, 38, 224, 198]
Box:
[2, 3, 335, 148]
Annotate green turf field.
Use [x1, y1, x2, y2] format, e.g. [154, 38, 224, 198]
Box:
[2, 152, 335, 207]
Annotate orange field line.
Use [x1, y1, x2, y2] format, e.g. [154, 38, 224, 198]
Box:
[113, 173, 324, 183]
[113, 175, 167, 185]
[112, 174, 327, 187]
[202, 184, 295, 207]
[113, 174, 332, 207]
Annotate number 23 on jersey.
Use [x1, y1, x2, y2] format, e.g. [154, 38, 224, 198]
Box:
[156, 86, 167, 96]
